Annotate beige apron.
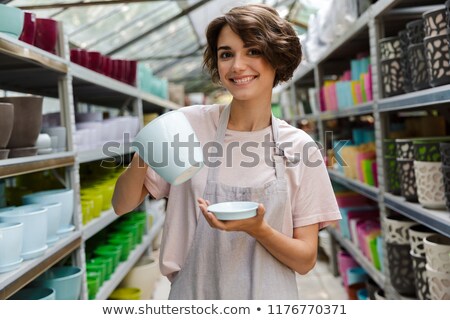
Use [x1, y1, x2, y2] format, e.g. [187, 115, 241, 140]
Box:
[169, 104, 298, 299]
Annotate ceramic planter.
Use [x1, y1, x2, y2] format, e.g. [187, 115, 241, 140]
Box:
[414, 161, 446, 209]
[0, 96, 43, 148]
[0, 103, 13, 149]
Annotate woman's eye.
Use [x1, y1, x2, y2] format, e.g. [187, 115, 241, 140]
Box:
[248, 49, 262, 56]
[219, 52, 232, 59]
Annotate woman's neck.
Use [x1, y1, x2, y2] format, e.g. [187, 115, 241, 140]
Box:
[228, 100, 272, 131]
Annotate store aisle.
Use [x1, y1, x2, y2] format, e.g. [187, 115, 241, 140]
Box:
[152, 254, 347, 300]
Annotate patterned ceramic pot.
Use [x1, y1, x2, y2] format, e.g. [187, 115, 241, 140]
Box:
[424, 34, 450, 87]
[397, 158, 418, 202]
[386, 242, 417, 296]
[384, 215, 418, 245]
[410, 250, 431, 300]
[414, 161, 446, 209]
[408, 224, 437, 257]
[426, 263, 450, 300]
[424, 234, 450, 273]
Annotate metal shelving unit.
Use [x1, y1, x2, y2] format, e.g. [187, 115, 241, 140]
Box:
[328, 227, 385, 290]
[82, 208, 120, 241]
[0, 231, 82, 299]
[327, 170, 379, 202]
[320, 103, 374, 120]
[384, 193, 450, 237]
[0, 152, 75, 179]
[280, 0, 450, 300]
[378, 83, 450, 112]
[0, 24, 173, 299]
[95, 214, 165, 300]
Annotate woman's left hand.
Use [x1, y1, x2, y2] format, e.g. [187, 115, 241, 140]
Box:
[197, 198, 269, 237]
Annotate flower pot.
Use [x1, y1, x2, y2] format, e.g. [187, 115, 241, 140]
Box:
[0, 96, 43, 148]
[0, 103, 13, 149]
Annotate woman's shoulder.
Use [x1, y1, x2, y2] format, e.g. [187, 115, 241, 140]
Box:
[178, 104, 222, 125]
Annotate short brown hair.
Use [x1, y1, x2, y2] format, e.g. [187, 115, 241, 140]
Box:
[203, 4, 302, 87]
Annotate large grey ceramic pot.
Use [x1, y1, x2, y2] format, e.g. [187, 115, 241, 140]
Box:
[0, 103, 13, 148]
[386, 242, 417, 297]
[0, 96, 43, 148]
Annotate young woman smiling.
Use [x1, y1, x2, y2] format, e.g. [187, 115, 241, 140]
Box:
[113, 4, 341, 300]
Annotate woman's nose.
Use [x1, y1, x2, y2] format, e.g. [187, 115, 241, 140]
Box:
[231, 55, 246, 72]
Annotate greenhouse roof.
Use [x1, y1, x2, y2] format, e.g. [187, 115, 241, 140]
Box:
[3, 0, 318, 93]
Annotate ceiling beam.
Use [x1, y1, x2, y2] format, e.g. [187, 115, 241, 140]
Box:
[106, 0, 211, 55]
[16, 0, 175, 10]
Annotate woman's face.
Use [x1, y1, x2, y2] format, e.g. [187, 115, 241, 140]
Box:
[216, 25, 276, 102]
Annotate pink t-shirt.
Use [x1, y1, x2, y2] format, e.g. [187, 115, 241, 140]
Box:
[144, 104, 341, 279]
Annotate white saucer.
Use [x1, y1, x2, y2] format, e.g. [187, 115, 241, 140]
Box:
[46, 235, 60, 247]
[207, 201, 259, 220]
[57, 224, 75, 237]
[22, 244, 48, 260]
[0, 258, 23, 273]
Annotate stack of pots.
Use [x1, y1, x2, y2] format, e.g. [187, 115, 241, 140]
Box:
[398, 29, 413, 92]
[383, 139, 401, 195]
[439, 142, 450, 211]
[379, 36, 404, 97]
[406, 19, 430, 91]
[423, 6, 450, 87]
[412, 137, 450, 210]
[423, 234, 450, 299]
[0, 96, 43, 159]
[384, 215, 418, 297]
[396, 138, 418, 202]
[408, 225, 437, 299]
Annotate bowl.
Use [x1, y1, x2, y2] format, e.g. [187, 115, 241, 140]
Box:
[0, 205, 48, 260]
[0, 221, 23, 273]
[22, 189, 74, 234]
[32, 266, 83, 300]
[207, 201, 258, 220]
[132, 110, 203, 185]
[0, 4, 24, 39]
[9, 287, 55, 300]
[120, 256, 159, 299]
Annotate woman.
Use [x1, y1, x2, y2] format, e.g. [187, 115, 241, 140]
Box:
[113, 4, 341, 299]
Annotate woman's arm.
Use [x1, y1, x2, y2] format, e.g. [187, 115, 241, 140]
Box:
[198, 199, 319, 274]
[112, 153, 150, 216]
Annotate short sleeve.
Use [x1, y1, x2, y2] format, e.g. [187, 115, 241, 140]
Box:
[292, 148, 341, 229]
[144, 166, 170, 200]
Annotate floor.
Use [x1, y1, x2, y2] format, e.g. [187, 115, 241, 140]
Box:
[152, 252, 348, 300]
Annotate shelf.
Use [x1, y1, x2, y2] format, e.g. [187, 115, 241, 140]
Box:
[70, 63, 141, 108]
[77, 143, 133, 164]
[320, 103, 374, 120]
[384, 193, 450, 237]
[372, 0, 446, 18]
[328, 227, 386, 290]
[82, 209, 120, 241]
[140, 91, 181, 113]
[0, 152, 76, 179]
[378, 84, 450, 112]
[0, 34, 67, 97]
[95, 214, 165, 300]
[276, 62, 315, 91]
[327, 170, 379, 201]
[0, 231, 82, 299]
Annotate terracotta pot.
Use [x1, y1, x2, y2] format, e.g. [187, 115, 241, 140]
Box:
[0, 103, 13, 148]
[0, 96, 43, 148]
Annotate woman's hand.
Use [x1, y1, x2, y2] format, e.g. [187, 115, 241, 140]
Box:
[197, 198, 271, 238]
